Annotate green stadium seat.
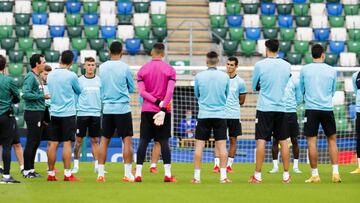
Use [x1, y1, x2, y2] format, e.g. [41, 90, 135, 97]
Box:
[134, 2, 149, 13]
[1, 38, 16, 51]
[226, 3, 241, 15]
[12, 77, 24, 88]
[49, 2, 64, 12]
[71, 38, 87, 52]
[295, 16, 311, 27]
[18, 38, 33, 52]
[83, 2, 98, 13]
[153, 27, 167, 42]
[223, 40, 239, 56]
[240, 40, 256, 57]
[310, 0, 324, 3]
[135, 26, 151, 39]
[297, 104, 305, 118]
[118, 15, 132, 25]
[294, 3, 309, 16]
[344, 5, 359, 15]
[329, 16, 345, 28]
[8, 64, 24, 77]
[210, 15, 226, 28]
[15, 26, 30, 38]
[0, 26, 13, 39]
[151, 14, 167, 27]
[325, 53, 338, 66]
[263, 28, 278, 39]
[261, 16, 276, 29]
[13, 102, 24, 115]
[294, 40, 309, 55]
[0, 2, 13, 12]
[99, 51, 110, 62]
[279, 41, 292, 53]
[84, 26, 100, 39]
[347, 41, 360, 54]
[89, 39, 105, 52]
[336, 119, 348, 132]
[67, 26, 82, 38]
[277, 4, 293, 15]
[45, 50, 60, 63]
[143, 39, 157, 55]
[287, 53, 302, 65]
[70, 64, 79, 75]
[15, 14, 31, 26]
[327, 0, 340, 3]
[8, 50, 24, 63]
[313, 41, 328, 50]
[107, 39, 123, 48]
[280, 28, 295, 41]
[66, 14, 81, 26]
[35, 38, 52, 51]
[348, 29, 360, 41]
[334, 105, 346, 118]
[229, 27, 244, 41]
[225, 0, 238, 2]
[32, 1, 47, 13]
[336, 81, 344, 91]
[26, 50, 42, 62]
[304, 53, 313, 64]
[211, 28, 227, 43]
[243, 4, 258, 14]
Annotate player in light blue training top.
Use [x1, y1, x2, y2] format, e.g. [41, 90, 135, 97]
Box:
[351, 70, 360, 174]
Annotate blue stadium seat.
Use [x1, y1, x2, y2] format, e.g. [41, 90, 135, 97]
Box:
[125, 38, 141, 55]
[293, 0, 307, 3]
[227, 15, 243, 27]
[278, 15, 293, 28]
[349, 104, 356, 120]
[261, 3, 276, 15]
[329, 41, 345, 55]
[66, 2, 81, 14]
[245, 28, 261, 40]
[117, 2, 133, 15]
[327, 3, 343, 16]
[72, 50, 78, 63]
[50, 26, 65, 37]
[277, 51, 285, 59]
[84, 14, 99, 26]
[314, 28, 330, 41]
[32, 13, 48, 25]
[101, 26, 116, 39]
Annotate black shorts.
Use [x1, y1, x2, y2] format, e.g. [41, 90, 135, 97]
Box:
[356, 113, 360, 138]
[0, 114, 15, 146]
[226, 119, 242, 137]
[102, 112, 133, 139]
[286, 113, 300, 138]
[11, 117, 20, 144]
[303, 110, 336, 137]
[255, 111, 288, 141]
[76, 116, 101, 138]
[140, 112, 171, 141]
[41, 106, 51, 141]
[24, 110, 45, 141]
[195, 118, 227, 141]
[50, 116, 76, 142]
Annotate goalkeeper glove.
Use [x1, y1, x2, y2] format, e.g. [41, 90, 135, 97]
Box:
[153, 110, 166, 126]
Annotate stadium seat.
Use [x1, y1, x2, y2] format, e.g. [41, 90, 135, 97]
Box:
[0, 26, 13, 39]
[15, 1, 31, 14]
[339, 52, 357, 66]
[349, 104, 356, 119]
[143, 38, 157, 55]
[294, 40, 310, 55]
[343, 0, 358, 4]
[327, 3, 343, 16]
[279, 40, 292, 53]
[257, 39, 267, 56]
[311, 16, 329, 28]
[223, 40, 239, 56]
[280, 28, 295, 41]
[0, 2, 13, 12]
[118, 2, 133, 15]
[26, 50, 41, 62]
[344, 4, 359, 15]
[100, 1, 116, 14]
[53, 37, 70, 53]
[348, 29, 360, 41]
[347, 41, 360, 54]
[134, 13, 150, 27]
[35, 38, 52, 51]
[209, 2, 225, 15]
[152, 14, 167, 27]
[45, 50, 60, 63]
[83, 2, 98, 13]
[0, 38, 16, 51]
[227, 2, 241, 15]
[330, 28, 347, 41]
[99, 51, 110, 63]
[101, 26, 116, 39]
[210, 15, 226, 28]
[304, 52, 313, 63]
[67, 26, 82, 38]
[212, 28, 226, 43]
[18, 38, 33, 52]
[32, 13, 48, 25]
[0, 13, 13, 26]
[294, 3, 309, 16]
[84, 26, 99, 39]
[261, 16, 276, 28]
[49, 13, 65, 26]
[243, 15, 260, 28]
[0, 49, 6, 58]
[310, 3, 326, 16]
[245, 28, 261, 40]
[151, 1, 166, 14]
[125, 38, 141, 55]
[66, 14, 81, 26]
[287, 52, 302, 64]
[227, 15, 243, 27]
[84, 14, 99, 25]
[135, 26, 151, 39]
[153, 27, 167, 41]
[49, 26, 65, 38]
[277, 4, 293, 15]
[118, 14, 132, 25]
[314, 28, 330, 41]
[243, 4, 259, 14]
[315, 41, 328, 51]
[49, 2, 65, 12]
[261, 3, 276, 15]
[100, 14, 117, 26]
[8, 50, 24, 63]
[72, 38, 87, 52]
[8, 63, 24, 77]
[336, 119, 348, 131]
[296, 27, 313, 41]
[134, 2, 150, 13]
[334, 105, 346, 117]
[345, 16, 360, 29]
[66, 2, 81, 14]
[32, 1, 48, 13]
[89, 39, 105, 52]
[325, 53, 339, 66]
[295, 16, 311, 27]
[70, 63, 79, 74]
[12, 77, 24, 88]
[278, 15, 293, 28]
[32, 25, 49, 39]
[263, 28, 278, 39]
[15, 26, 30, 38]
[330, 41, 345, 54]
[240, 40, 256, 56]
[229, 27, 244, 41]
[329, 16, 345, 27]
[117, 25, 134, 41]
[15, 14, 30, 25]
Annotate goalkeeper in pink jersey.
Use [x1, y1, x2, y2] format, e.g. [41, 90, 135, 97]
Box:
[135, 43, 177, 182]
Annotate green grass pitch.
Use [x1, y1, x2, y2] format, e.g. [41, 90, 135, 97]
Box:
[1, 162, 360, 203]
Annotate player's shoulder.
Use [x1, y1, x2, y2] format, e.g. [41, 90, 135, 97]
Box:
[236, 75, 246, 84]
[352, 71, 360, 78]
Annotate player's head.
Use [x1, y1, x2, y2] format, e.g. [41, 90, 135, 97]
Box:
[109, 41, 123, 57]
[265, 39, 279, 56]
[185, 110, 192, 119]
[60, 50, 74, 68]
[151, 43, 165, 58]
[30, 54, 46, 73]
[0, 54, 6, 72]
[226, 56, 238, 74]
[41, 65, 52, 82]
[206, 51, 219, 67]
[84, 57, 96, 76]
[311, 44, 325, 62]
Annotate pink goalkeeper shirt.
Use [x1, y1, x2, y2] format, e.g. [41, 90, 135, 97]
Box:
[137, 59, 176, 113]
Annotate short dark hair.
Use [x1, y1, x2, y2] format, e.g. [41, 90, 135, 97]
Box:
[44, 65, 52, 72]
[311, 44, 325, 59]
[227, 56, 238, 66]
[60, 50, 74, 65]
[30, 54, 44, 69]
[0, 55, 6, 71]
[110, 41, 123, 55]
[152, 43, 165, 54]
[265, 39, 279, 53]
[206, 51, 218, 59]
[84, 57, 95, 63]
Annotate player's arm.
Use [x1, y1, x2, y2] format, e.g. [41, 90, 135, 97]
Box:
[137, 69, 158, 103]
[299, 69, 305, 95]
[331, 70, 337, 97]
[194, 76, 200, 99]
[22, 75, 43, 100]
[71, 75, 81, 96]
[9, 78, 20, 104]
[352, 72, 358, 94]
[161, 68, 176, 108]
[251, 64, 260, 91]
[239, 80, 247, 105]
[225, 77, 230, 98]
[126, 68, 135, 93]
